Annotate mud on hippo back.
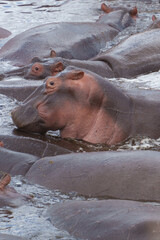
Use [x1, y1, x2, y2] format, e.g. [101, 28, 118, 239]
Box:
[11, 66, 160, 146]
[0, 4, 137, 66]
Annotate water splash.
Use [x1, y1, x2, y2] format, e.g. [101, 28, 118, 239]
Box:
[0, 176, 84, 239]
[0, 94, 18, 129]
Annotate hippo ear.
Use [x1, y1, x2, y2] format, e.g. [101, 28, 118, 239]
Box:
[51, 62, 64, 74]
[31, 57, 42, 63]
[101, 3, 112, 13]
[69, 70, 84, 80]
[129, 6, 138, 18]
[50, 50, 56, 58]
[152, 15, 157, 22]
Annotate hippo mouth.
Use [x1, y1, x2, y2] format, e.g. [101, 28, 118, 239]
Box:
[16, 120, 47, 135]
[11, 105, 48, 134]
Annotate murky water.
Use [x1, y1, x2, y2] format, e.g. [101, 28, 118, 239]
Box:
[0, 0, 160, 239]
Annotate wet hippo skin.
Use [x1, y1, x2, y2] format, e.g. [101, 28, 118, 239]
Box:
[26, 151, 160, 202]
[0, 172, 28, 208]
[48, 199, 160, 240]
[0, 134, 71, 157]
[0, 5, 136, 66]
[0, 27, 11, 39]
[4, 17, 160, 80]
[0, 80, 42, 101]
[0, 147, 38, 176]
[11, 67, 160, 145]
[95, 27, 160, 78]
[0, 187, 29, 208]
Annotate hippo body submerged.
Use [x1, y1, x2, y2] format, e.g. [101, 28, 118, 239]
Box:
[1, 148, 160, 202]
[6, 25, 160, 80]
[95, 27, 160, 78]
[0, 146, 38, 176]
[48, 199, 160, 240]
[11, 67, 160, 145]
[0, 7, 136, 66]
[26, 150, 160, 202]
[0, 27, 11, 39]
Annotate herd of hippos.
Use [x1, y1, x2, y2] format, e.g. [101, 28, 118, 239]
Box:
[0, 2, 160, 240]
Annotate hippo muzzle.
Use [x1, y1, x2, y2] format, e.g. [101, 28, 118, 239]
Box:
[11, 103, 47, 134]
[1, 66, 28, 80]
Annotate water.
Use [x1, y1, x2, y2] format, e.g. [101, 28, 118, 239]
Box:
[0, 176, 84, 239]
[0, 94, 18, 128]
[0, 0, 160, 239]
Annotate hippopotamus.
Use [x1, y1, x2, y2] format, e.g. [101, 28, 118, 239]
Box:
[0, 171, 29, 208]
[48, 199, 160, 240]
[0, 27, 11, 39]
[0, 5, 137, 66]
[26, 150, 160, 202]
[0, 146, 38, 176]
[4, 16, 160, 80]
[11, 67, 160, 145]
[0, 185, 29, 207]
[0, 140, 4, 147]
[101, 3, 137, 19]
[0, 172, 11, 191]
[147, 15, 160, 29]
[0, 79, 42, 101]
[0, 141, 26, 207]
[0, 133, 71, 157]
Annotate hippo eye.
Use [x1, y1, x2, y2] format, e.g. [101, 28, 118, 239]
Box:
[50, 81, 54, 86]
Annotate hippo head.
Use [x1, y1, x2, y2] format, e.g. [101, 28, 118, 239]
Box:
[25, 57, 65, 80]
[11, 67, 132, 145]
[149, 15, 160, 29]
[2, 56, 65, 80]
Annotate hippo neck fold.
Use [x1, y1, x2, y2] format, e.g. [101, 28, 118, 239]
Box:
[96, 76, 133, 145]
[61, 74, 133, 145]
[82, 107, 131, 145]
[60, 104, 129, 145]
